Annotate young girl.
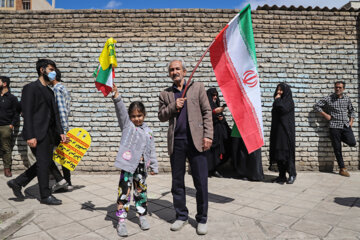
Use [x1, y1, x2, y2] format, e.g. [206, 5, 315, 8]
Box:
[111, 84, 158, 237]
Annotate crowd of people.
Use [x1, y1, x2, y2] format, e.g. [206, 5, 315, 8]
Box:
[1, 58, 357, 237]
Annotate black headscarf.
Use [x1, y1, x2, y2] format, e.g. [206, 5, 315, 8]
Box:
[206, 88, 220, 110]
[269, 83, 296, 165]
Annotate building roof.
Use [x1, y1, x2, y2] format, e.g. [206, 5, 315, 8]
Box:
[256, 4, 360, 12]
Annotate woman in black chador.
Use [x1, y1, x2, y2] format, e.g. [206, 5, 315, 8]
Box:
[231, 124, 264, 181]
[270, 83, 296, 184]
[206, 88, 231, 177]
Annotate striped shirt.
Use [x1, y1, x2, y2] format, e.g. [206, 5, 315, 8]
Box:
[314, 93, 355, 129]
[53, 83, 71, 133]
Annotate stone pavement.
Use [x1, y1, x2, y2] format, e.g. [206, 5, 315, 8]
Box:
[1, 171, 360, 240]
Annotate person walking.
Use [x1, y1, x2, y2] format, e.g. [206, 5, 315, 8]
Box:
[49, 68, 73, 191]
[7, 59, 67, 205]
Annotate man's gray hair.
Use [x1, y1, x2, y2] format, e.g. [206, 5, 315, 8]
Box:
[167, 58, 187, 71]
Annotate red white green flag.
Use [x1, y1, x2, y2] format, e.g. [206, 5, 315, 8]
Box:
[93, 38, 118, 97]
[210, 4, 264, 153]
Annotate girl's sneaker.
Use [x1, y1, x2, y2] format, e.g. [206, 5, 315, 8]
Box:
[139, 216, 150, 230]
[117, 219, 128, 237]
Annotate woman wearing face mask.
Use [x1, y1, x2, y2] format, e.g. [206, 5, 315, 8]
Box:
[270, 83, 296, 184]
[205, 88, 231, 178]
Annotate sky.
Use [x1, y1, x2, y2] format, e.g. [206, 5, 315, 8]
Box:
[53, 0, 352, 10]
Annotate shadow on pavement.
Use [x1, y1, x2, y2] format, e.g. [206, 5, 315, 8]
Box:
[334, 197, 360, 207]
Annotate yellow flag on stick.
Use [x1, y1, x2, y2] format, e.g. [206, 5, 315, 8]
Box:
[93, 38, 118, 96]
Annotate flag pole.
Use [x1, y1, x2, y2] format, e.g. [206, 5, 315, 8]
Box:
[181, 40, 215, 98]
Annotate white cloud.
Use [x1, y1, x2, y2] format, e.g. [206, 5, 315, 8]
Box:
[104, 0, 122, 9]
[236, 0, 350, 10]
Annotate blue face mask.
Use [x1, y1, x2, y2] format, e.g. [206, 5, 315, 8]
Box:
[48, 71, 56, 81]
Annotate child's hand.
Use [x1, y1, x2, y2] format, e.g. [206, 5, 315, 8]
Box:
[150, 171, 157, 175]
[112, 83, 119, 99]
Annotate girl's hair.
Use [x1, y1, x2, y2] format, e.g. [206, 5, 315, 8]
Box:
[128, 101, 146, 116]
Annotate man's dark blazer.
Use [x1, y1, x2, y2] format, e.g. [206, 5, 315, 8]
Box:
[21, 79, 63, 142]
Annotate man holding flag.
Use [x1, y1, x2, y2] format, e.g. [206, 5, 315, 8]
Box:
[158, 58, 213, 235]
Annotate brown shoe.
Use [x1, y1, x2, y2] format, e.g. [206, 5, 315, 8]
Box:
[339, 168, 350, 177]
[4, 168, 12, 178]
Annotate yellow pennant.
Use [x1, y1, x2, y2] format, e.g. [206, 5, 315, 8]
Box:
[99, 37, 118, 70]
[53, 128, 91, 171]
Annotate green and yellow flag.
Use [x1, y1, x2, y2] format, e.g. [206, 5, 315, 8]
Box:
[93, 38, 118, 96]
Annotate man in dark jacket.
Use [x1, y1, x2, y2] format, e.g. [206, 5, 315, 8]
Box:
[7, 59, 66, 205]
[0, 76, 19, 177]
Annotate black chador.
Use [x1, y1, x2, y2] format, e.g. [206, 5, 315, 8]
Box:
[270, 83, 296, 184]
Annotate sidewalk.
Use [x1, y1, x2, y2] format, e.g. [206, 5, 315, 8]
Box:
[1, 171, 360, 239]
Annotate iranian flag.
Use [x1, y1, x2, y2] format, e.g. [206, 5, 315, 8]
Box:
[210, 4, 263, 153]
[93, 38, 118, 97]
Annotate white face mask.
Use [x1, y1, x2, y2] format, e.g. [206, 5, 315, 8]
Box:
[48, 71, 56, 81]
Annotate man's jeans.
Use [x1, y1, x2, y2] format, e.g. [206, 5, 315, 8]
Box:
[329, 126, 356, 169]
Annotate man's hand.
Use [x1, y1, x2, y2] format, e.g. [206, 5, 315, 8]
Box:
[149, 171, 157, 175]
[9, 125, 14, 130]
[60, 134, 67, 143]
[176, 98, 187, 110]
[203, 138, 212, 151]
[27, 138, 37, 148]
[321, 112, 331, 121]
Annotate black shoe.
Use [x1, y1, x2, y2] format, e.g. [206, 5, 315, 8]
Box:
[40, 195, 62, 205]
[287, 176, 296, 184]
[272, 176, 286, 184]
[7, 179, 25, 199]
[213, 170, 223, 178]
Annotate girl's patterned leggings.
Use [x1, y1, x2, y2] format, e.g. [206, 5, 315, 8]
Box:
[116, 161, 147, 219]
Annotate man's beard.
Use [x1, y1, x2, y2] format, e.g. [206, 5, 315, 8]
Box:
[42, 73, 51, 83]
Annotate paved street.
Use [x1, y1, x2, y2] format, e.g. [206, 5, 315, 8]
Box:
[1, 171, 360, 239]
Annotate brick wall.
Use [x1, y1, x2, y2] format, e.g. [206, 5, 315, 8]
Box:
[0, 7, 359, 172]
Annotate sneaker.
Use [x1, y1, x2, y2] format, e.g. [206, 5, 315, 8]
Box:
[7, 179, 25, 199]
[339, 168, 350, 177]
[197, 222, 208, 235]
[52, 179, 68, 193]
[117, 219, 128, 237]
[66, 184, 74, 191]
[139, 215, 150, 230]
[170, 219, 188, 231]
